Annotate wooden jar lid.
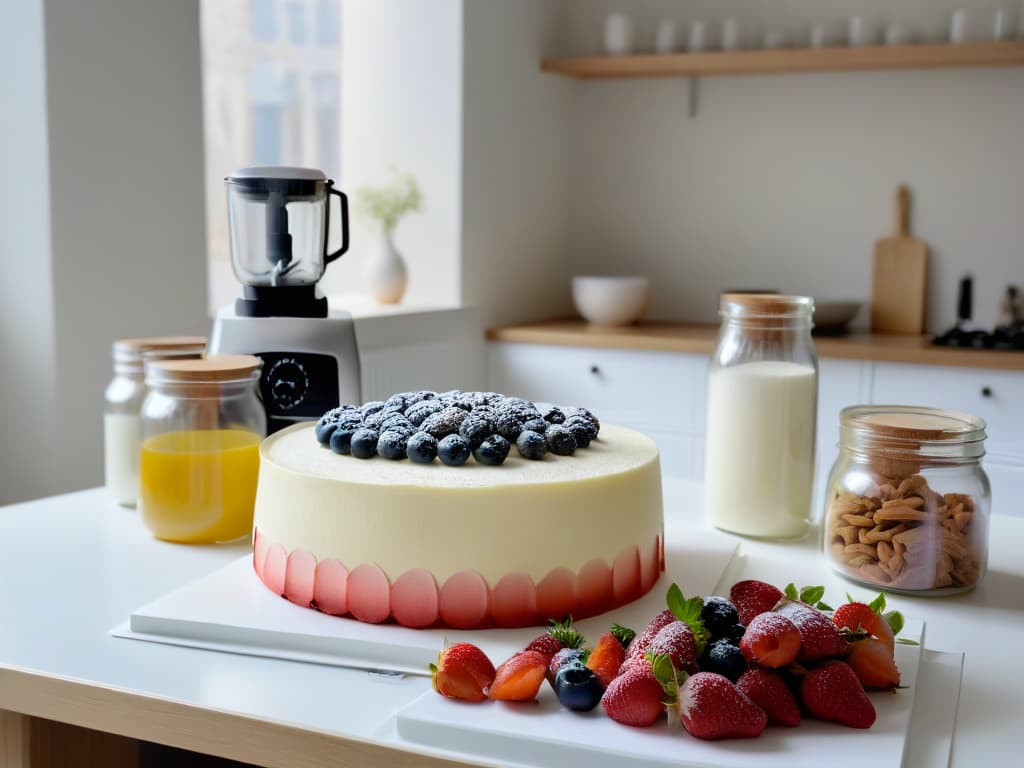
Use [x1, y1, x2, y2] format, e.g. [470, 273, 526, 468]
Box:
[147, 354, 262, 383]
[842, 405, 986, 443]
[720, 293, 813, 317]
[114, 336, 207, 352]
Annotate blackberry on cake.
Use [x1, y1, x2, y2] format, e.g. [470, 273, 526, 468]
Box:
[420, 407, 469, 439]
[406, 399, 444, 426]
[542, 405, 566, 424]
[360, 400, 387, 417]
[459, 415, 493, 450]
[521, 417, 548, 434]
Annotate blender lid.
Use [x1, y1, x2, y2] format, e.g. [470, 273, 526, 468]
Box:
[227, 166, 327, 181]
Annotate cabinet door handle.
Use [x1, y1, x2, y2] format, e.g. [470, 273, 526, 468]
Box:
[981, 386, 992, 398]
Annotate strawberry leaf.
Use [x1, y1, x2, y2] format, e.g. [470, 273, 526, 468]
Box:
[428, 662, 438, 674]
[548, 615, 585, 649]
[784, 582, 799, 600]
[868, 592, 887, 613]
[896, 637, 920, 646]
[610, 623, 636, 649]
[846, 592, 855, 604]
[816, 600, 834, 612]
[799, 585, 826, 606]
[650, 653, 682, 708]
[884, 609, 905, 636]
[666, 583, 686, 618]
[666, 584, 709, 655]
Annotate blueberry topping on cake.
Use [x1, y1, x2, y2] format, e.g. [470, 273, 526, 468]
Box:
[492, 409, 525, 442]
[378, 429, 411, 460]
[516, 430, 548, 460]
[545, 425, 577, 456]
[542, 405, 566, 424]
[563, 418, 593, 449]
[314, 421, 338, 445]
[406, 431, 438, 463]
[329, 426, 358, 455]
[437, 434, 471, 466]
[350, 428, 380, 459]
[521, 417, 548, 434]
[420, 407, 469, 439]
[360, 400, 387, 417]
[406, 399, 444, 426]
[474, 435, 511, 465]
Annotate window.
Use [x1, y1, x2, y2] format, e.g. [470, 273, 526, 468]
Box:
[201, 0, 342, 313]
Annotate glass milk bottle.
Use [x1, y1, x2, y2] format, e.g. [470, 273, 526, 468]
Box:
[704, 295, 818, 539]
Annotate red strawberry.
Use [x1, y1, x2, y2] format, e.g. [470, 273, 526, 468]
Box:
[430, 642, 496, 702]
[625, 609, 676, 662]
[736, 668, 800, 726]
[586, 624, 634, 688]
[679, 672, 767, 740]
[833, 601, 896, 652]
[739, 613, 801, 668]
[730, 580, 783, 626]
[601, 660, 667, 727]
[648, 621, 699, 674]
[847, 638, 901, 690]
[524, 617, 585, 663]
[800, 660, 876, 728]
[775, 599, 849, 661]
[489, 650, 548, 701]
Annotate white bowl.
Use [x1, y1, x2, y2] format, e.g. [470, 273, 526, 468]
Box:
[572, 276, 650, 326]
[813, 300, 861, 332]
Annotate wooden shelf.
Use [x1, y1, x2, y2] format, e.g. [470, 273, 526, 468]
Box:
[541, 41, 1024, 79]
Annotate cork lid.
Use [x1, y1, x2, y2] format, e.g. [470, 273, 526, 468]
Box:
[721, 294, 814, 318]
[146, 354, 262, 383]
[113, 336, 206, 353]
[842, 405, 986, 443]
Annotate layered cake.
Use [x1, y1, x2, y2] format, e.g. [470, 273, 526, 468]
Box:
[252, 392, 664, 628]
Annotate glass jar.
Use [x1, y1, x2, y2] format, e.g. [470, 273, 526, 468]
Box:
[823, 405, 989, 595]
[704, 294, 818, 539]
[139, 355, 265, 544]
[104, 337, 206, 506]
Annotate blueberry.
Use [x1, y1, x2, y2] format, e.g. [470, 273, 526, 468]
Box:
[492, 409, 524, 442]
[459, 416, 493, 450]
[542, 406, 566, 424]
[360, 400, 387, 417]
[545, 425, 576, 456]
[421, 407, 469, 439]
[473, 435, 510, 465]
[554, 665, 603, 712]
[406, 399, 444, 426]
[725, 623, 746, 644]
[699, 639, 746, 682]
[406, 432, 438, 463]
[563, 419, 592, 449]
[314, 421, 338, 445]
[437, 434, 471, 466]
[377, 429, 409, 460]
[349, 428, 380, 459]
[516, 430, 548, 460]
[567, 407, 601, 434]
[700, 596, 740, 639]
[521, 417, 548, 434]
[329, 426, 358, 455]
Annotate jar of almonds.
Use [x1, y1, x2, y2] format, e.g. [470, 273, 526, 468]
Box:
[823, 405, 989, 595]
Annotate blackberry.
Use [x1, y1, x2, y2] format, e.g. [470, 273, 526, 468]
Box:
[516, 430, 547, 460]
[362, 410, 387, 430]
[521, 417, 548, 434]
[545, 425, 577, 456]
[437, 434, 471, 466]
[542, 405, 566, 425]
[328, 426, 358, 455]
[405, 432, 438, 463]
[459, 415, 493, 450]
[349, 428, 379, 459]
[473, 435, 510, 466]
[567, 407, 601, 436]
[699, 639, 747, 682]
[564, 415, 599, 442]
[360, 400, 387, 418]
[377, 429, 409, 460]
[385, 393, 407, 410]
[492, 409, 525, 442]
[444, 392, 477, 412]
[402, 390, 436, 407]
[563, 419, 593, 449]
[380, 412, 414, 433]
[420, 407, 469, 439]
[700, 596, 741, 639]
[406, 399, 444, 426]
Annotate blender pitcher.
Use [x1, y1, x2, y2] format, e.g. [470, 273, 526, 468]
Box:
[225, 166, 349, 318]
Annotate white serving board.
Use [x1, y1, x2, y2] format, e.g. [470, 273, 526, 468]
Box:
[113, 528, 738, 676]
[395, 620, 925, 768]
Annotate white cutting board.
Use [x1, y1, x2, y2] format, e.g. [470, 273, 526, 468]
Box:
[113, 528, 738, 676]
[395, 620, 925, 768]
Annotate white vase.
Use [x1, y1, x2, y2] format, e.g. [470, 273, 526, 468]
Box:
[364, 228, 407, 304]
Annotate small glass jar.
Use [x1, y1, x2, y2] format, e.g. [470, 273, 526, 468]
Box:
[139, 355, 265, 544]
[704, 294, 818, 540]
[823, 406, 990, 595]
[103, 337, 206, 506]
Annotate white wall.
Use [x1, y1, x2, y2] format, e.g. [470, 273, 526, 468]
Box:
[320, 0, 464, 308]
[0, 0, 208, 504]
[460, 0, 574, 328]
[562, 0, 1024, 331]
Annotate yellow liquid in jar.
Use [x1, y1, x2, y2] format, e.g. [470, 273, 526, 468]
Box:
[139, 429, 261, 544]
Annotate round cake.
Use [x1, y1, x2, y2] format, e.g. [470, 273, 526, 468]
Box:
[252, 421, 664, 629]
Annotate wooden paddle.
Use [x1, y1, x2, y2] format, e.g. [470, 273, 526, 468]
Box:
[870, 186, 928, 334]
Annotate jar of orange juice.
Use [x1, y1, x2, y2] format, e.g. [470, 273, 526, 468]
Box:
[139, 355, 265, 544]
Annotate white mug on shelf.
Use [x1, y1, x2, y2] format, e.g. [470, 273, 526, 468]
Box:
[848, 15, 871, 46]
[603, 13, 634, 56]
[809, 22, 828, 48]
[688, 19, 707, 52]
[721, 18, 740, 51]
[992, 8, 1010, 40]
[950, 8, 968, 43]
[655, 19, 677, 54]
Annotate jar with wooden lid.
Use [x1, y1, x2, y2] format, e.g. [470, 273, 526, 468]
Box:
[104, 336, 206, 506]
[138, 355, 265, 544]
[704, 294, 818, 540]
[823, 405, 989, 595]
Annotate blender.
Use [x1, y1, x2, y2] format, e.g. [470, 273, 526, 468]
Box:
[209, 166, 361, 434]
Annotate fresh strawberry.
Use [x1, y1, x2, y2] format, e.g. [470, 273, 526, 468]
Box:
[648, 621, 699, 674]
[524, 616, 585, 663]
[739, 613, 801, 668]
[547, 647, 586, 686]
[833, 601, 896, 652]
[625, 609, 676, 662]
[847, 638, 901, 690]
[586, 624, 635, 688]
[601, 657, 672, 728]
[736, 668, 800, 726]
[489, 650, 548, 701]
[430, 642, 496, 702]
[774, 599, 849, 661]
[730, 579, 784, 626]
[800, 660, 876, 729]
[679, 672, 767, 740]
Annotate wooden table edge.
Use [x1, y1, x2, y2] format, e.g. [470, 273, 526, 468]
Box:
[0, 664, 488, 768]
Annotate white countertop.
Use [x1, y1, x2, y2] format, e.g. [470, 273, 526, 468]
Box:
[1, 481, 1022, 766]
